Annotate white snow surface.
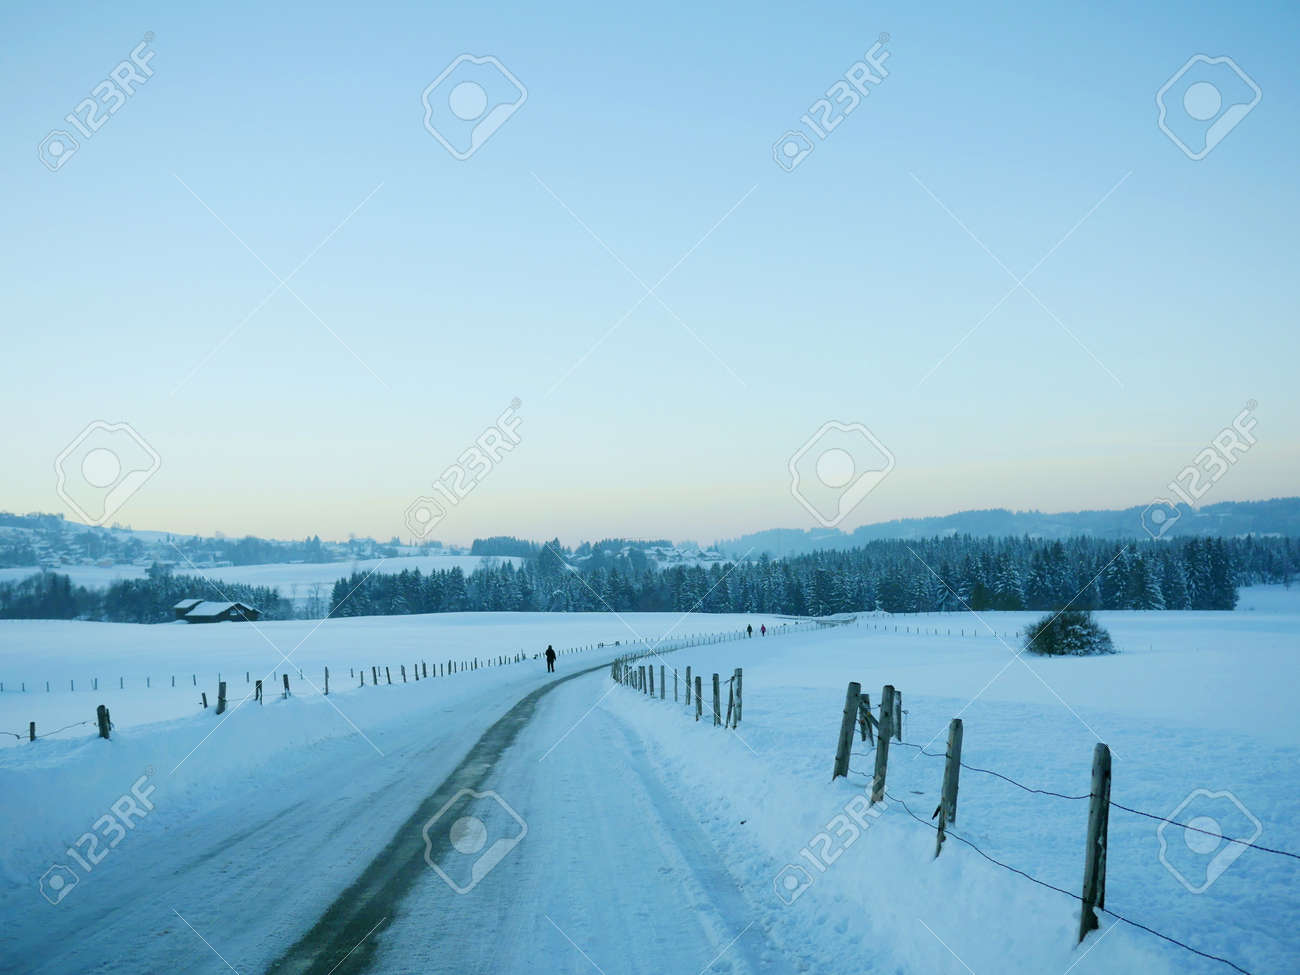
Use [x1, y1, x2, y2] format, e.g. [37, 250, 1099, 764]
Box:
[1, 591, 1297, 974]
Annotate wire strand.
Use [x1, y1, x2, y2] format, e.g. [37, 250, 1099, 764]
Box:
[1108, 801, 1300, 861]
[892, 739, 1300, 858]
[883, 791, 1254, 975]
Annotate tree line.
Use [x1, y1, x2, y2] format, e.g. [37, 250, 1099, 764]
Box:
[0, 564, 284, 622]
[2, 533, 1293, 622]
[327, 535, 1294, 618]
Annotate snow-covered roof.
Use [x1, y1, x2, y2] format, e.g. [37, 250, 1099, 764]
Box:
[173, 598, 201, 610]
[184, 600, 254, 617]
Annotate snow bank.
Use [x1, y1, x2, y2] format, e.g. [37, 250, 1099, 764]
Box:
[599, 603, 1300, 974]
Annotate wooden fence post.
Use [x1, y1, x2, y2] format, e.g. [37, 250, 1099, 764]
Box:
[324, 667, 330, 695]
[201, 692, 208, 709]
[372, 666, 378, 685]
[96, 705, 110, 739]
[734, 669, 742, 725]
[216, 681, 227, 715]
[283, 673, 290, 698]
[674, 668, 678, 702]
[423, 662, 428, 678]
[833, 681, 861, 779]
[712, 674, 721, 726]
[255, 679, 263, 704]
[649, 666, 654, 696]
[894, 690, 903, 742]
[401, 665, 407, 683]
[1079, 743, 1112, 942]
[940, 718, 963, 824]
[385, 667, 392, 685]
[660, 665, 665, 700]
[29, 721, 36, 742]
[872, 685, 894, 804]
[725, 677, 734, 727]
[695, 677, 702, 721]
[686, 667, 692, 706]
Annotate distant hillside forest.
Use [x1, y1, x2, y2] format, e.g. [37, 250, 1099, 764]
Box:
[3, 535, 1295, 623]
[0, 565, 283, 623]
[326, 535, 1295, 618]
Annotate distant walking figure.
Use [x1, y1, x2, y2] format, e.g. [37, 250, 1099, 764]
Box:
[746, 624, 753, 638]
[545, 645, 556, 672]
[760, 624, 766, 637]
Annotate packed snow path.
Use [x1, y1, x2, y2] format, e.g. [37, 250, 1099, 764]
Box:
[271, 662, 781, 974]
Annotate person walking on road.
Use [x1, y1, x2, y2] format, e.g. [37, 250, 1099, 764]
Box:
[747, 624, 753, 638]
[545, 645, 556, 672]
[760, 624, 766, 637]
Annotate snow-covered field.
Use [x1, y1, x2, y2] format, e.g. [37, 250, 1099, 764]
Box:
[1, 591, 1295, 974]
[0, 611, 756, 745]
[0, 554, 520, 600]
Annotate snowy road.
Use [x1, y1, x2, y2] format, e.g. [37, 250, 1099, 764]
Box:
[3, 660, 615, 974]
[360, 669, 783, 975]
[7, 653, 782, 974]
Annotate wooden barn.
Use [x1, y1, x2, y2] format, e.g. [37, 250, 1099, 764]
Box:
[172, 598, 202, 620]
[177, 600, 261, 624]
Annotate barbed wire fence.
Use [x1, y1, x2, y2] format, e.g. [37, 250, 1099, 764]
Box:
[3, 624, 811, 744]
[608, 619, 820, 728]
[830, 679, 1294, 975]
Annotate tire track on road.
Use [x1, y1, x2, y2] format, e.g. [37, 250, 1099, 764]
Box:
[265, 660, 610, 975]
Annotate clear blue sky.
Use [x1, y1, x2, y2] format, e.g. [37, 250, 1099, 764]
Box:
[2, 0, 1297, 544]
